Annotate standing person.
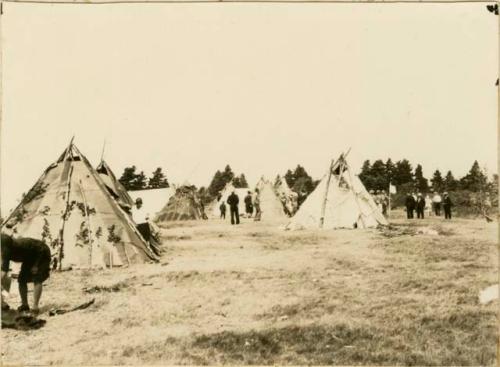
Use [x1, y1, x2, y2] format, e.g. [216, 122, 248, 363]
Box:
[443, 192, 453, 219]
[244, 191, 254, 218]
[253, 188, 262, 221]
[425, 194, 432, 217]
[375, 190, 383, 212]
[405, 193, 416, 219]
[1, 233, 51, 314]
[416, 193, 426, 219]
[219, 201, 226, 219]
[432, 192, 442, 216]
[380, 191, 389, 217]
[227, 191, 240, 225]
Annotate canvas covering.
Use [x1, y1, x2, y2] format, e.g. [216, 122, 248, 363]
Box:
[2, 143, 159, 269]
[285, 156, 388, 230]
[96, 160, 135, 211]
[274, 175, 299, 216]
[255, 178, 288, 221]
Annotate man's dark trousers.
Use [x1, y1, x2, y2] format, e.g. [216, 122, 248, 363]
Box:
[230, 207, 240, 225]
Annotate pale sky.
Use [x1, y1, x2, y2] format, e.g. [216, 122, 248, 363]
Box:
[1, 2, 498, 215]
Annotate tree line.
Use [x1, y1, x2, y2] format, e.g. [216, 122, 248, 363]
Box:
[118, 160, 497, 212]
[118, 166, 170, 191]
[358, 159, 496, 193]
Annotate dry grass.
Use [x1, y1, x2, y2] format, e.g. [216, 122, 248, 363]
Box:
[1, 211, 497, 365]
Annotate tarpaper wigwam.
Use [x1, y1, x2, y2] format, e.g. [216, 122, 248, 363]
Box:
[2, 140, 159, 269]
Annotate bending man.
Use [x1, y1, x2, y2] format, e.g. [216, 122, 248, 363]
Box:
[1, 233, 51, 314]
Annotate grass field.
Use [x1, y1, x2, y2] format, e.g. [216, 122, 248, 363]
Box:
[1, 210, 498, 365]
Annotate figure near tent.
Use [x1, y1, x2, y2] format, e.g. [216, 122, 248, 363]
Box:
[227, 191, 240, 225]
[244, 191, 254, 218]
[219, 201, 226, 219]
[1, 233, 51, 315]
[253, 188, 262, 221]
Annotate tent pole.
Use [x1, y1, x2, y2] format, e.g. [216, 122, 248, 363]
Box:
[346, 164, 367, 229]
[58, 164, 74, 271]
[319, 159, 335, 228]
[100, 139, 106, 163]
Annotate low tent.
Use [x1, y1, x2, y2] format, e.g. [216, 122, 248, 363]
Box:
[156, 185, 206, 222]
[210, 183, 251, 218]
[1, 140, 159, 270]
[255, 177, 288, 221]
[285, 153, 388, 230]
[274, 175, 299, 216]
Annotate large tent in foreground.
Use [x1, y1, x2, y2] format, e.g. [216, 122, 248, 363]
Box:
[2, 140, 159, 269]
[285, 153, 388, 230]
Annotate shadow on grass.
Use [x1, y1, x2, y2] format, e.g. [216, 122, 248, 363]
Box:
[187, 324, 398, 365]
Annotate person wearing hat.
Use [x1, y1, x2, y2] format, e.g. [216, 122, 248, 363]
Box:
[443, 192, 453, 219]
[416, 193, 426, 219]
[253, 188, 262, 221]
[244, 191, 254, 218]
[405, 192, 416, 219]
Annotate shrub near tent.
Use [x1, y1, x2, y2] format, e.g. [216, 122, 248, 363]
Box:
[1, 140, 159, 270]
[285, 153, 387, 230]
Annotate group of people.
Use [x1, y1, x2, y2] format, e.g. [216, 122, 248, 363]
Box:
[219, 189, 262, 225]
[405, 191, 453, 220]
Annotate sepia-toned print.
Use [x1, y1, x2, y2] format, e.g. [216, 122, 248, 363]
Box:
[1, 2, 498, 365]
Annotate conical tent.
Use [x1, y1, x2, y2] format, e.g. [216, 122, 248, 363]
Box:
[2, 140, 159, 270]
[210, 183, 250, 218]
[274, 175, 299, 216]
[156, 185, 206, 222]
[96, 160, 135, 211]
[255, 177, 288, 221]
[285, 154, 388, 230]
